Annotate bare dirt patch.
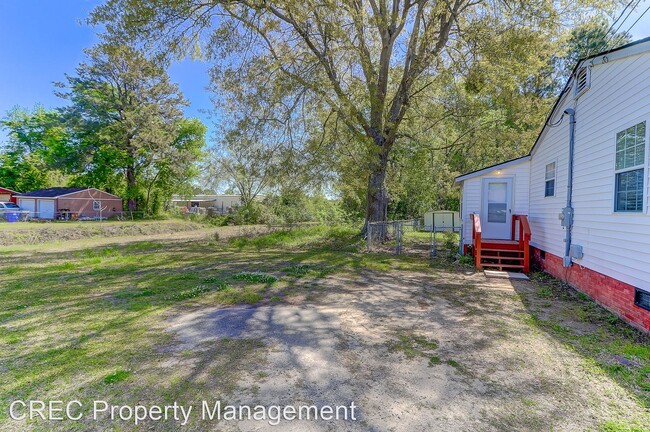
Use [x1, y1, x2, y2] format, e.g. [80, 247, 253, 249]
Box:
[164, 269, 648, 431]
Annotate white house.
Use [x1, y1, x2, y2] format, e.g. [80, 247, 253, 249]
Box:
[171, 194, 265, 214]
[455, 37, 650, 332]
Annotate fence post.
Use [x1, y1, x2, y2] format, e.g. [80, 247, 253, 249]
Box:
[367, 223, 372, 251]
[395, 221, 401, 254]
[432, 225, 437, 257]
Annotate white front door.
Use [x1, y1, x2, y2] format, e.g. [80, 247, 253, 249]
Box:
[481, 178, 513, 240]
[39, 200, 56, 219]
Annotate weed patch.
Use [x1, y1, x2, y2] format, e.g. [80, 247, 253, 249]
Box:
[103, 370, 131, 384]
[387, 331, 438, 359]
[232, 272, 278, 284]
[169, 285, 211, 301]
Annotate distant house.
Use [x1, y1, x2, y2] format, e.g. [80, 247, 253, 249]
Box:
[455, 37, 650, 332]
[171, 194, 263, 214]
[0, 187, 18, 204]
[15, 187, 122, 220]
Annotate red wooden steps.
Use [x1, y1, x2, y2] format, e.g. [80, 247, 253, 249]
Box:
[479, 248, 525, 271]
[471, 214, 531, 273]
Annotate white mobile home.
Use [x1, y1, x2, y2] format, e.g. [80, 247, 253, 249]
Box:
[456, 37, 650, 332]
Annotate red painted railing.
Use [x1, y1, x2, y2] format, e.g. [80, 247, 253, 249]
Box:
[512, 214, 531, 273]
[472, 213, 531, 272]
[471, 213, 482, 270]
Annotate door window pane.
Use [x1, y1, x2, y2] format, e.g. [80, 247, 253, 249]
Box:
[487, 182, 507, 223]
[488, 203, 507, 223]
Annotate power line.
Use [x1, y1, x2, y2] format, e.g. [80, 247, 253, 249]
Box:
[625, 4, 650, 35]
[584, 0, 639, 58]
[611, 0, 642, 36]
[606, 0, 636, 36]
[598, 0, 642, 55]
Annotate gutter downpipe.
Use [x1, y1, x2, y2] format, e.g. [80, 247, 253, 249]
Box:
[563, 108, 576, 267]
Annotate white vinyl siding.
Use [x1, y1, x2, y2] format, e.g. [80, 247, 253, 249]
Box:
[460, 160, 530, 244]
[530, 49, 650, 291]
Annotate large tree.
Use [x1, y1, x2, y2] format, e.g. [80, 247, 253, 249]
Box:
[0, 107, 69, 191]
[91, 0, 613, 225]
[57, 43, 189, 211]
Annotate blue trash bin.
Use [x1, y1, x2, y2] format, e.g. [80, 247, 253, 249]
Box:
[6, 212, 19, 222]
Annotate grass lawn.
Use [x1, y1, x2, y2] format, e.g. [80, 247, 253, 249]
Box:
[0, 225, 648, 431]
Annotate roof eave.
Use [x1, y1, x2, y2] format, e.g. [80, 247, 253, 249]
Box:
[454, 155, 531, 183]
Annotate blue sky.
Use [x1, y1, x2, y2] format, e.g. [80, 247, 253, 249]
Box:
[0, 0, 213, 142]
[0, 1, 649, 144]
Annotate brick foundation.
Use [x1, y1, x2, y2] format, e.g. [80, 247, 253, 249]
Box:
[531, 246, 650, 333]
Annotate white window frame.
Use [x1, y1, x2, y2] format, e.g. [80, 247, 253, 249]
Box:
[544, 161, 556, 198]
[93, 201, 101, 211]
[574, 66, 591, 99]
[612, 120, 647, 213]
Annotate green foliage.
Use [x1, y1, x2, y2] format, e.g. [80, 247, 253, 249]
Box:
[55, 44, 203, 211]
[1, 47, 205, 209]
[599, 420, 649, 432]
[103, 370, 131, 384]
[228, 225, 360, 250]
[266, 191, 346, 225]
[0, 107, 68, 191]
[90, 0, 616, 225]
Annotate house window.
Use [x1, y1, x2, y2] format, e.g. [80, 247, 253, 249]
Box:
[574, 66, 590, 97]
[545, 162, 556, 197]
[93, 201, 101, 211]
[614, 121, 645, 212]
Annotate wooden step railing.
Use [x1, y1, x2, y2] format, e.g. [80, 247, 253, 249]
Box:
[471, 213, 482, 269]
[471, 213, 531, 272]
[512, 214, 531, 273]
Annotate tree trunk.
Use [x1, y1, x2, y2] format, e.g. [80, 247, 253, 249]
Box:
[126, 166, 137, 212]
[364, 147, 390, 234]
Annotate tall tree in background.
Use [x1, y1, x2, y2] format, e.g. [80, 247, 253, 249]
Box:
[90, 0, 610, 227]
[141, 118, 206, 213]
[0, 107, 68, 191]
[57, 43, 189, 211]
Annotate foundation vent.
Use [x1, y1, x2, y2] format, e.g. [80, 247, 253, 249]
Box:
[635, 288, 650, 312]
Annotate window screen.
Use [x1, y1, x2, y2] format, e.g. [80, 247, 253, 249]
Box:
[545, 162, 555, 197]
[615, 122, 645, 212]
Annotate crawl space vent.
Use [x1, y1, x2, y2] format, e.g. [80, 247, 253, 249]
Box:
[635, 288, 650, 312]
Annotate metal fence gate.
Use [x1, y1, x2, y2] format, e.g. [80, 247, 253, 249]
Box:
[366, 219, 462, 258]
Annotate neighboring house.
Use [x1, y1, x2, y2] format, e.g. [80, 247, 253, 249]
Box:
[455, 37, 650, 332]
[15, 188, 122, 220]
[0, 187, 18, 203]
[171, 194, 263, 214]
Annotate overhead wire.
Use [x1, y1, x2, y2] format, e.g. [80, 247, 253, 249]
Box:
[624, 4, 650, 35]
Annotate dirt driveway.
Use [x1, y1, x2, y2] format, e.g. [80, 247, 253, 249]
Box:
[165, 269, 646, 431]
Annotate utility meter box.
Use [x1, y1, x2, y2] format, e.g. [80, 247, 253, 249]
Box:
[569, 244, 583, 259]
[559, 207, 573, 227]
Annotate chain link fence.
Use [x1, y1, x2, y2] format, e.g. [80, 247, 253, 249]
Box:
[366, 219, 462, 259]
